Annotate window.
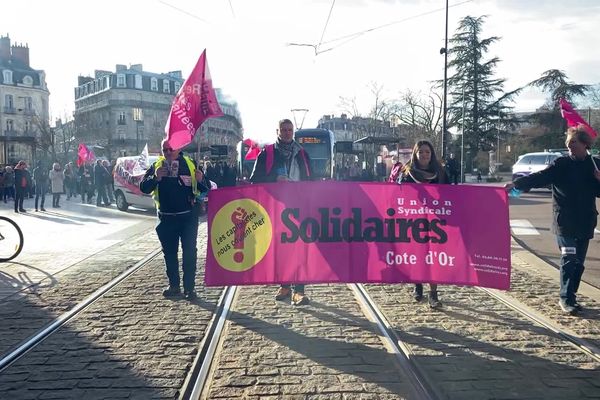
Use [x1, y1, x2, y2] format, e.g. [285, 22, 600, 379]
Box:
[117, 74, 126, 88]
[150, 77, 158, 91]
[25, 97, 33, 110]
[3, 70, 12, 84]
[25, 121, 32, 132]
[118, 112, 126, 125]
[6, 119, 14, 131]
[5, 94, 14, 109]
[22, 75, 33, 86]
[174, 82, 181, 94]
[133, 108, 143, 122]
[163, 79, 170, 93]
[134, 74, 142, 89]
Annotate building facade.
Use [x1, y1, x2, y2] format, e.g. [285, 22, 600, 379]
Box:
[0, 35, 50, 166]
[73, 64, 243, 162]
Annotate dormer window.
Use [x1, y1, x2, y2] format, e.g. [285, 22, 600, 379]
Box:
[163, 79, 170, 93]
[134, 74, 142, 89]
[22, 75, 33, 86]
[3, 70, 12, 84]
[117, 74, 126, 88]
[150, 77, 158, 91]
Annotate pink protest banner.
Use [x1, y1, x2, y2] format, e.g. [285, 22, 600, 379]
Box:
[206, 181, 511, 290]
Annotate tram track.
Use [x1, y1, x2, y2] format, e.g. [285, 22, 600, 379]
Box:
[0, 248, 164, 373]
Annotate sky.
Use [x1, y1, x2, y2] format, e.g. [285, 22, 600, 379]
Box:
[2, 0, 600, 143]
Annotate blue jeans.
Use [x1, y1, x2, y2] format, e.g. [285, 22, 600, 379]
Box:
[35, 182, 47, 209]
[556, 235, 589, 305]
[155, 211, 199, 292]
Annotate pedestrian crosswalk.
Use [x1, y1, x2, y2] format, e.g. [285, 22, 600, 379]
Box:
[510, 219, 541, 236]
[511, 222, 600, 237]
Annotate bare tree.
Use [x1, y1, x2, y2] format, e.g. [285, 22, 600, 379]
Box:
[337, 95, 361, 118]
[31, 114, 56, 163]
[396, 88, 443, 149]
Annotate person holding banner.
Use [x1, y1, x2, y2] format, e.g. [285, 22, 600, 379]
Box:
[140, 139, 210, 300]
[249, 118, 312, 306]
[505, 126, 600, 315]
[399, 140, 447, 308]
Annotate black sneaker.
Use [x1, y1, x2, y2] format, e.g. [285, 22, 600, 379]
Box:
[573, 302, 583, 311]
[413, 284, 423, 302]
[429, 291, 442, 309]
[162, 286, 181, 297]
[184, 290, 197, 300]
[558, 299, 577, 315]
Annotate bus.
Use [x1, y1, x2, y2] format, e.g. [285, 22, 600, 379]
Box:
[294, 128, 335, 179]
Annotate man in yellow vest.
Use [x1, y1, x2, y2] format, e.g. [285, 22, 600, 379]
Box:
[140, 139, 209, 300]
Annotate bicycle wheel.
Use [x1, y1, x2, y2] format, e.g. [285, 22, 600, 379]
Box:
[0, 216, 24, 262]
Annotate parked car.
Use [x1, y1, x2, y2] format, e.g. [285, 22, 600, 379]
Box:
[511, 151, 562, 191]
[113, 155, 158, 211]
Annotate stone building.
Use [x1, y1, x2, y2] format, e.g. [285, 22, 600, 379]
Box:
[0, 35, 50, 166]
[73, 64, 243, 161]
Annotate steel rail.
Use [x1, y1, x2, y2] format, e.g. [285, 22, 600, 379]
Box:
[479, 287, 600, 363]
[0, 248, 163, 373]
[350, 284, 441, 400]
[181, 285, 237, 400]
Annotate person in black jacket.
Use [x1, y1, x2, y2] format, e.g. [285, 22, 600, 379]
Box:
[13, 160, 31, 213]
[250, 118, 312, 305]
[505, 126, 600, 315]
[399, 140, 447, 309]
[140, 139, 209, 300]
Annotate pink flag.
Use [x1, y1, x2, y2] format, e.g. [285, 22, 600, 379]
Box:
[165, 50, 224, 150]
[243, 138, 261, 161]
[77, 143, 94, 167]
[559, 98, 598, 138]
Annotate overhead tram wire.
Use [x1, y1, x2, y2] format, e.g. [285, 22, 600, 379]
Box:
[293, 0, 475, 55]
[316, 0, 337, 53]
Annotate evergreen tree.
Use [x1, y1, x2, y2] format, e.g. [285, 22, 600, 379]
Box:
[527, 69, 589, 149]
[446, 16, 521, 152]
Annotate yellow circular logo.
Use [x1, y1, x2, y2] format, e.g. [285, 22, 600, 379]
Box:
[210, 199, 273, 272]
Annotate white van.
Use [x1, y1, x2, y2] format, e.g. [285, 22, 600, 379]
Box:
[113, 155, 158, 211]
[511, 151, 562, 191]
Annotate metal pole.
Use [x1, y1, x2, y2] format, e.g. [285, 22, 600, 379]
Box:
[460, 87, 465, 183]
[441, 0, 449, 159]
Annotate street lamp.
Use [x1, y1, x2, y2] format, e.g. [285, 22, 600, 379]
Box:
[440, 0, 449, 159]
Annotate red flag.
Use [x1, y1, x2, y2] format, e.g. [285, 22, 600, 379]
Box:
[165, 50, 224, 150]
[243, 138, 261, 161]
[559, 98, 598, 138]
[76, 143, 95, 167]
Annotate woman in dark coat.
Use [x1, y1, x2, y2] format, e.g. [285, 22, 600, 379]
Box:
[399, 140, 447, 308]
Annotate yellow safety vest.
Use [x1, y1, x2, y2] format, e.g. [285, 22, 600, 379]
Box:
[152, 155, 198, 208]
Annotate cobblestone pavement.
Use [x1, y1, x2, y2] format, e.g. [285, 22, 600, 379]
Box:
[2, 220, 600, 399]
[363, 250, 600, 400]
[0, 198, 155, 299]
[204, 284, 416, 400]
[0, 227, 160, 356]
[0, 224, 225, 399]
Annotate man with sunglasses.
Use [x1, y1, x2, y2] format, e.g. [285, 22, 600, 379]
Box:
[140, 139, 210, 300]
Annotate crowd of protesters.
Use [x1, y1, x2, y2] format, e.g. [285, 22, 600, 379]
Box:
[0, 159, 115, 212]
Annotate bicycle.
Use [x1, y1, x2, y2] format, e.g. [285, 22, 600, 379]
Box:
[0, 215, 24, 262]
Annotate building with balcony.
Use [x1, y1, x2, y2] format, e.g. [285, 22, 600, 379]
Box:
[73, 64, 243, 162]
[0, 35, 50, 166]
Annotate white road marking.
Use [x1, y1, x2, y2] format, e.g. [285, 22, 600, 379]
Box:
[510, 219, 541, 236]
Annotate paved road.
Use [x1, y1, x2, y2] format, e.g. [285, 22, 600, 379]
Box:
[0, 195, 155, 299]
[507, 188, 600, 289]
